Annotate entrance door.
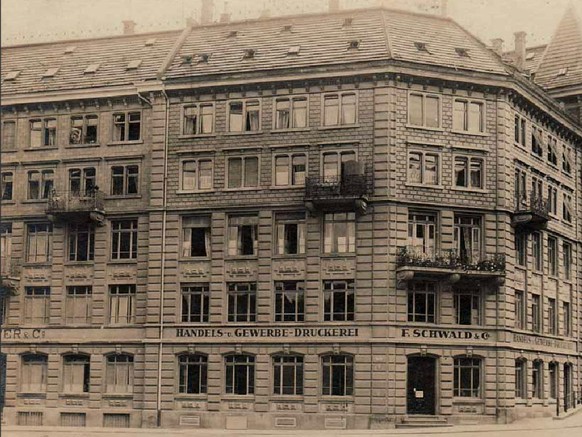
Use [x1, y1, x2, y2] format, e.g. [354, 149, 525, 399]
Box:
[407, 356, 436, 415]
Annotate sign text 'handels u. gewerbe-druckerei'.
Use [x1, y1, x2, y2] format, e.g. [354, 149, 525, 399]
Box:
[176, 327, 359, 338]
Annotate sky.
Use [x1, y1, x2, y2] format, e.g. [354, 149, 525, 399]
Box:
[1, 0, 579, 48]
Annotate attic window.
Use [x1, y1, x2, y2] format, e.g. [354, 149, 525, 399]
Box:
[455, 47, 470, 57]
[288, 45, 301, 55]
[64, 46, 76, 54]
[42, 68, 59, 78]
[197, 53, 211, 63]
[126, 60, 142, 70]
[414, 42, 430, 53]
[348, 40, 360, 50]
[227, 30, 239, 38]
[4, 71, 20, 81]
[242, 49, 256, 59]
[525, 52, 535, 60]
[145, 38, 157, 46]
[181, 55, 193, 64]
[84, 63, 100, 74]
[557, 67, 568, 76]
[281, 24, 293, 33]
[343, 17, 353, 27]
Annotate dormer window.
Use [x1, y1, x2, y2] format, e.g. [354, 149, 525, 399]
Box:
[42, 68, 59, 78]
[181, 55, 193, 65]
[526, 52, 535, 60]
[227, 30, 239, 38]
[348, 40, 360, 50]
[242, 49, 256, 60]
[4, 71, 20, 81]
[84, 64, 100, 74]
[197, 53, 211, 63]
[343, 17, 353, 27]
[455, 47, 470, 57]
[126, 60, 142, 70]
[414, 42, 430, 53]
[145, 38, 156, 46]
[557, 67, 568, 76]
[288, 46, 301, 55]
[64, 46, 76, 54]
[281, 24, 293, 33]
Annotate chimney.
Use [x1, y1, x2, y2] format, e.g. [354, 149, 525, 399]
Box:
[491, 38, 504, 56]
[514, 31, 527, 71]
[122, 20, 136, 35]
[201, 0, 214, 25]
[329, 0, 340, 12]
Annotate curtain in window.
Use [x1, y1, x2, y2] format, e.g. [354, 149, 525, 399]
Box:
[276, 100, 290, 129]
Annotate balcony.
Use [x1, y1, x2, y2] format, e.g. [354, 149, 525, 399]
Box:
[1, 257, 21, 295]
[511, 193, 550, 231]
[46, 189, 105, 225]
[305, 162, 373, 214]
[396, 247, 506, 285]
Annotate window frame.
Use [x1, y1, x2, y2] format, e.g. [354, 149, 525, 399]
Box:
[547, 297, 557, 336]
[1, 171, 13, 201]
[226, 155, 260, 189]
[68, 223, 95, 262]
[23, 286, 51, 325]
[181, 216, 211, 258]
[65, 286, 93, 325]
[274, 281, 305, 322]
[227, 282, 257, 322]
[227, 99, 261, 133]
[454, 287, 481, 326]
[2, 120, 16, 150]
[453, 155, 484, 190]
[62, 354, 90, 394]
[110, 164, 139, 196]
[321, 354, 354, 397]
[273, 153, 307, 187]
[321, 91, 358, 127]
[69, 167, 97, 197]
[515, 290, 525, 329]
[546, 136, 558, 166]
[514, 115, 527, 148]
[515, 359, 527, 399]
[453, 356, 482, 398]
[562, 242, 572, 280]
[547, 236, 558, 277]
[111, 111, 142, 143]
[29, 118, 57, 148]
[273, 95, 309, 130]
[532, 360, 543, 399]
[69, 114, 99, 145]
[407, 281, 436, 323]
[274, 212, 306, 256]
[224, 354, 255, 396]
[531, 294, 541, 333]
[27, 169, 54, 200]
[323, 280, 355, 322]
[26, 223, 53, 263]
[181, 103, 215, 136]
[177, 353, 208, 395]
[108, 284, 136, 325]
[179, 158, 214, 192]
[226, 215, 258, 257]
[515, 232, 527, 267]
[531, 232, 542, 272]
[110, 219, 138, 260]
[562, 192, 573, 223]
[272, 354, 304, 396]
[531, 125, 544, 157]
[104, 353, 134, 394]
[20, 353, 48, 393]
[323, 212, 356, 254]
[407, 149, 440, 186]
[452, 98, 485, 134]
[407, 91, 441, 129]
[181, 283, 210, 323]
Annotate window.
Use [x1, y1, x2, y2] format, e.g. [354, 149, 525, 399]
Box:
[112, 112, 141, 142]
[515, 359, 527, 399]
[0, 223, 11, 271]
[408, 151, 439, 185]
[182, 103, 214, 135]
[181, 284, 210, 323]
[111, 219, 138, 260]
[562, 193, 572, 223]
[274, 154, 306, 186]
[181, 159, 213, 191]
[408, 93, 440, 128]
[274, 281, 305, 322]
[323, 280, 354, 322]
[227, 215, 258, 256]
[547, 136, 558, 165]
[70, 115, 98, 144]
[69, 167, 96, 196]
[178, 354, 207, 394]
[105, 354, 133, 394]
[532, 232, 542, 271]
[228, 100, 260, 132]
[515, 290, 525, 329]
[454, 288, 481, 325]
[26, 223, 53, 263]
[453, 99, 484, 133]
[454, 357, 481, 397]
[515, 233, 527, 267]
[532, 360, 543, 399]
[1, 172, 13, 200]
[547, 298, 557, 335]
[273, 355, 303, 395]
[454, 216, 481, 263]
[562, 145, 572, 174]
[65, 286, 92, 325]
[225, 355, 255, 395]
[111, 165, 139, 195]
[323, 92, 356, 126]
[21, 354, 48, 392]
[322, 354, 353, 396]
[27, 170, 54, 200]
[275, 97, 308, 129]
[454, 156, 483, 189]
[532, 294, 541, 333]
[514, 115, 526, 146]
[62, 355, 90, 393]
[227, 156, 259, 188]
[29, 118, 56, 148]
[23, 287, 50, 325]
[108, 285, 136, 325]
[563, 242, 572, 280]
[515, 168, 527, 206]
[548, 237, 558, 276]
[563, 302, 571, 336]
[547, 185, 558, 215]
[68, 224, 95, 262]
[322, 150, 356, 181]
[531, 125, 543, 156]
[227, 282, 256, 322]
[2, 121, 16, 149]
[531, 176, 543, 201]
[323, 212, 356, 253]
[408, 213, 436, 257]
[407, 282, 436, 323]
[549, 362, 558, 399]
[182, 216, 210, 257]
[275, 213, 305, 255]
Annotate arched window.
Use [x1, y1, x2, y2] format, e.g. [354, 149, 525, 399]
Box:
[272, 355, 303, 396]
[548, 361, 558, 400]
[225, 354, 254, 395]
[178, 354, 207, 394]
[322, 354, 353, 396]
[21, 354, 48, 393]
[515, 359, 527, 399]
[532, 360, 543, 399]
[105, 354, 133, 394]
[453, 356, 482, 398]
[63, 354, 90, 393]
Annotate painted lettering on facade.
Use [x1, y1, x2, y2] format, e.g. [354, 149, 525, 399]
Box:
[175, 327, 359, 338]
[401, 328, 491, 340]
[513, 333, 575, 350]
[2, 328, 46, 340]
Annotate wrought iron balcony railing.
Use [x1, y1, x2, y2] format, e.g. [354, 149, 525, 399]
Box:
[396, 247, 506, 274]
[514, 193, 550, 218]
[0, 257, 21, 279]
[46, 189, 105, 215]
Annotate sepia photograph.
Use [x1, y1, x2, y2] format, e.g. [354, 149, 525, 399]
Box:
[1, 0, 581, 435]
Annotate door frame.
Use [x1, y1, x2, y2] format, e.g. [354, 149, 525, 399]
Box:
[406, 354, 439, 415]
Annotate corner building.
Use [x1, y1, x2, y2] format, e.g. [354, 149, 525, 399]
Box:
[1, 6, 582, 430]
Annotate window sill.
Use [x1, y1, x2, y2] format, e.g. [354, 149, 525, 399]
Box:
[107, 140, 144, 146]
[318, 124, 359, 131]
[66, 143, 101, 149]
[102, 393, 134, 399]
[59, 392, 90, 398]
[107, 259, 138, 265]
[1, 200, 16, 205]
[224, 256, 258, 261]
[450, 129, 488, 137]
[21, 199, 48, 204]
[269, 185, 305, 190]
[17, 392, 47, 398]
[180, 257, 211, 261]
[547, 162, 559, 171]
[515, 399, 527, 405]
[450, 186, 488, 194]
[561, 220, 574, 227]
[405, 182, 444, 190]
[271, 128, 311, 133]
[64, 261, 95, 266]
[321, 396, 354, 402]
[270, 395, 304, 402]
[320, 253, 356, 258]
[223, 131, 263, 136]
[405, 124, 444, 132]
[0, 148, 17, 153]
[222, 394, 255, 401]
[23, 147, 59, 152]
[179, 134, 216, 139]
[222, 187, 261, 192]
[451, 144, 489, 152]
[175, 394, 208, 400]
[176, 189, 215, 195]
[22, 262, 52, 268]
[452, 397, 484, 404]
[104, 194, 142, 200]
[271, 254, 306, 260]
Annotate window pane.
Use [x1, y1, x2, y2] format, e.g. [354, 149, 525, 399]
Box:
[244, 157, 258, 187]
[228, 158, 243, 188]
[275, 156, 289, 186]
[229, 102, 243, 132]
[324, 95, 339, 126]
[425, 97, 439, 128]
[409, 94, 423, 126]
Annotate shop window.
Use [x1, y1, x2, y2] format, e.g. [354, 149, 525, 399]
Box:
[515, 359, 527, 399]
[275, 96, 308, 129]
[178, 354, 208, 394]
[65, 286, 92, 325]
[70, 115, 98, 144]
[227, 282, 256, 322]
[27, 170, 54, 200]
[407, 282, 436, 323]
[532, 360, 543, 399]
[453, 99, 484, 133]
[1, 172, 13, 200]
[181, 159, 213, 191]
[454, 156, 483, 189]
[29, 118, 56, 148]
[531, 294, 541, 333]
[323, 280, 355, 322]
[62, 354, 90, 393]
[105, 354, 134, 394]
[110, 165, 139, 196]
[110, 219, 138, 260]
[321, 354, 353, 396]
[23, 287, 50, 325]
[69, 167, 96, 196]
[181, 284, 210, 323]
[407, 213, 436, 257]
[273, 355, 303, 395]
[323, 212, 356, 254]
[108, 285, 136, 325]
[408, 92, 440, 128]
[453, 215, 481, 263]
[408, 151, 439, 185]
[21, 354, 48, 393]
[227, 156, 259, 188]
[274, 154, 306, 186]
[225, 354, 255, 395]
[112, 112, 141, 142]
[453, 357, 481, 397]
[323, 92, 357, 126]
[68, 223, 95, 262]
[182, 103, 214, 135]
[515, 232, 527, 267]
[274, 213, 305, 255]
[454, 288, 481, 325]
[515, 290, 525, 329]
[228, 100, 260, 132]
[227, 215, 258, 256]
[274, 281, 304, 322]
[26, 223, 52, 263]
[181, 216, 211, 258]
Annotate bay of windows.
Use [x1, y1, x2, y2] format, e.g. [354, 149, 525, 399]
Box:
[273, 355, 303, 395]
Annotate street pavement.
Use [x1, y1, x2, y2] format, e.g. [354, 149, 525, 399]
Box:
[3, 410, 582, 437]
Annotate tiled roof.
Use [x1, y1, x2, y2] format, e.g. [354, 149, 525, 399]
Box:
[164, 8, 508, 81]
[534, 6, 582, 90]
[503, 45, 547, 73]
[1, 31, 181, 96]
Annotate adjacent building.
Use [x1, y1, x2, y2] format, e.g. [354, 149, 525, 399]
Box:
[1, 4, 581, 430]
